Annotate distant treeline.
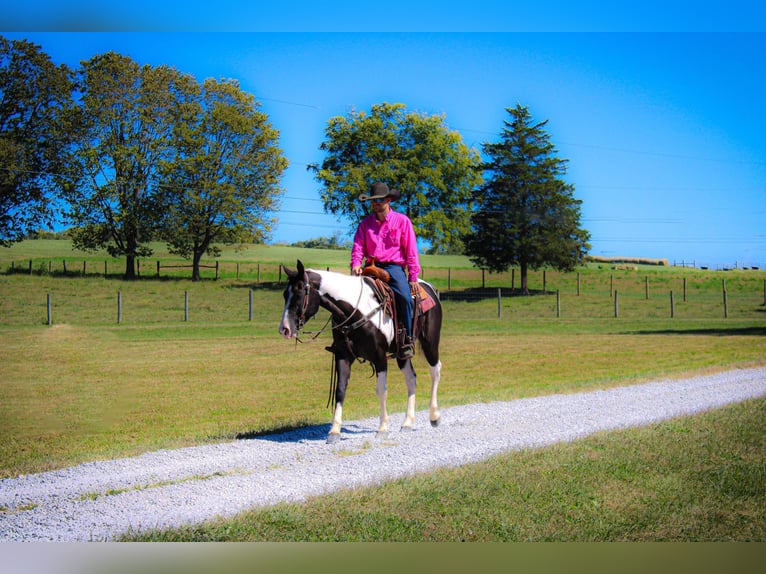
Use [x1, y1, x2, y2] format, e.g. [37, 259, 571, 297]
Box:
[587, 256, 669, 267]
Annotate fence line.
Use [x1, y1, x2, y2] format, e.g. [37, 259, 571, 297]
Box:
[35, 283, 764, 326]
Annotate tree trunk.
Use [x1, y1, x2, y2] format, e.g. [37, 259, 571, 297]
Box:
[520, 261, 529, 295]
[124, 254, 136, 280]
[191, 251, 202, 282]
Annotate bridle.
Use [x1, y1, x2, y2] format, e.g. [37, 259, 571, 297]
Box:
[292, 271, 384, 343]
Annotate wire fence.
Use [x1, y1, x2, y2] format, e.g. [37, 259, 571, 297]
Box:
[3, 257, 765, 326]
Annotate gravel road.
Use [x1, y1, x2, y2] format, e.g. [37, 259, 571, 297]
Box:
[1, 366, 765, 542]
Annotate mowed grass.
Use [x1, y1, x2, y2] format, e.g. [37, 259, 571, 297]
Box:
[125, 397, 766, 541]
[1, 279, 765, 478]
[2, 241, 765, 541]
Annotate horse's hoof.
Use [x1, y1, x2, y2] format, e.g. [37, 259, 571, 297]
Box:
[430, 417, 440, 428]
[326, 433, 341, 444]
[400, 426, 413, 433]
[376, 430, 389, 439]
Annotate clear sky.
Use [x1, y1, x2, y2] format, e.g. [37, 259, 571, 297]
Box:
[3, 2, 765, 268]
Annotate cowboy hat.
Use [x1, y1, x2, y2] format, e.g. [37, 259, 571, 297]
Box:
[359, 182, 401, 201]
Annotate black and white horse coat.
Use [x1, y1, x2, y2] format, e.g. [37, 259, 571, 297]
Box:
[279, 260, 442, 444]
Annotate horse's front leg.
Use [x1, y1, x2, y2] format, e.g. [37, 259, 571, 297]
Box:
[328, 355, 352, 444]
[376, 369, 390, 437]
[399, 359, 417, 431]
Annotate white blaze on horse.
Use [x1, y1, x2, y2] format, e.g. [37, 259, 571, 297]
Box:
[279, 260, 442, 444]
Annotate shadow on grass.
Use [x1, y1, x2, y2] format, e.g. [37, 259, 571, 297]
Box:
[628, 326, 766, 337]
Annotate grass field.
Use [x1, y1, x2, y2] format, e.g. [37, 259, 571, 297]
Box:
[1, 240, 765, 541]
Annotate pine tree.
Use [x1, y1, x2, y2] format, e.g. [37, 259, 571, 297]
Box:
[465, 104, 590, 294]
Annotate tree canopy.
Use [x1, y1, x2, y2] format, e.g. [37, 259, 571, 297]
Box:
[465, 104, 591, 293]
[61, 52, 197, 279]
[307, 102, 483, 254]
[0, 36, 74, 246]
[160, 77, 288, 280]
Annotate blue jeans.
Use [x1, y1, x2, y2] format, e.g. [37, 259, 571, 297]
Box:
[377, 262, 413, 339]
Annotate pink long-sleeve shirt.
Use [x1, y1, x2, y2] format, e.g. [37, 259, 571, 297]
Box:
[351, 209, 421, 282]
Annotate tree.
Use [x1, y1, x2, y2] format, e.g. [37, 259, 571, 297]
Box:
[159, 78, 288, 281]
[62, 52, 196, 279]
[465, 104, 591, 294]
[307, 102, 482, 254]
[0, 35, 75, 246]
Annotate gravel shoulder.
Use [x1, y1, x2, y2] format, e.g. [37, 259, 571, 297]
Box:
[2, 366, 765, 542]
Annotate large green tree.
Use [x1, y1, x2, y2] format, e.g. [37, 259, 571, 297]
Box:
[160, 78, 288, 281]
[465, 104, 590, 294]
[0, 35, 74, 246]
[307, 102, 482, 254]
[62, 52, 196, 279]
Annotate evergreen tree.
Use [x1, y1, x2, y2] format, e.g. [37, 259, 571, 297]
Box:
[465, 104, 590, 293]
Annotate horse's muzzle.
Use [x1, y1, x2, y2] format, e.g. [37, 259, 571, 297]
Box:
[279, 322, 294, 339]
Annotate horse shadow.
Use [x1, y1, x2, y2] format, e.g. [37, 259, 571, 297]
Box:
[236, 422, 374, 443]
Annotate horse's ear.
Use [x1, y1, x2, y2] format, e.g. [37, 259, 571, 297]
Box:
[282, 264, 297, 279]
[297, 260, 305, 275]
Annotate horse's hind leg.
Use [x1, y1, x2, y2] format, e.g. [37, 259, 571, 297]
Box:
[428, 360, 442, 427]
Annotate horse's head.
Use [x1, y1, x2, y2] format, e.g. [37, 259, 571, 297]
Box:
[279, 260, 321, 339]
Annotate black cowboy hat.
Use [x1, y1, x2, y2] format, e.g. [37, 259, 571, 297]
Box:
[359, 182, 401, 201]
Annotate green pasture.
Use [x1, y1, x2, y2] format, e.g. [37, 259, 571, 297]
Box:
[1, 240, 765, 540]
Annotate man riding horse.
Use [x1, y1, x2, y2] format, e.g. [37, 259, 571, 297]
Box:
[351, 182, 420, 360]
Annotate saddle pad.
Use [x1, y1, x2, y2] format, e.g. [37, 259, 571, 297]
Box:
[416, 284, 436, 313]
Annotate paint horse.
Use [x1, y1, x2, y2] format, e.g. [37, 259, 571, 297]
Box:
[279, 260, 442, 444]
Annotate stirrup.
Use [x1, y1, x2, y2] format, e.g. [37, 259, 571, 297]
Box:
[397, 338, 415, 359]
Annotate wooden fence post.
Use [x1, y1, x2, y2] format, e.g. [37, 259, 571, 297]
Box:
[249, 289, 253, 321]
[157, 261, 161, 278]
[184, 291, 189, 322]
[47, 293, 52, 326]
[117, 291, 122, 324]
[614, 290, 619, 318]
[497, 288, 501, 318]
[577, 272, 580, 296]
[448, 268, 451, 291]
[556, 289, 561, 318]
[645, 276, 649, 300]
[215, 261, 219, 280]
[670, 290, 675, 318]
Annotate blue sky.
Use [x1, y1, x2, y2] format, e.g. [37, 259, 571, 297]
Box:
[3, 4, 765, 268]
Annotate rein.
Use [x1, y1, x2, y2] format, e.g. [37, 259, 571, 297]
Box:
[295, 274, 382, 343]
